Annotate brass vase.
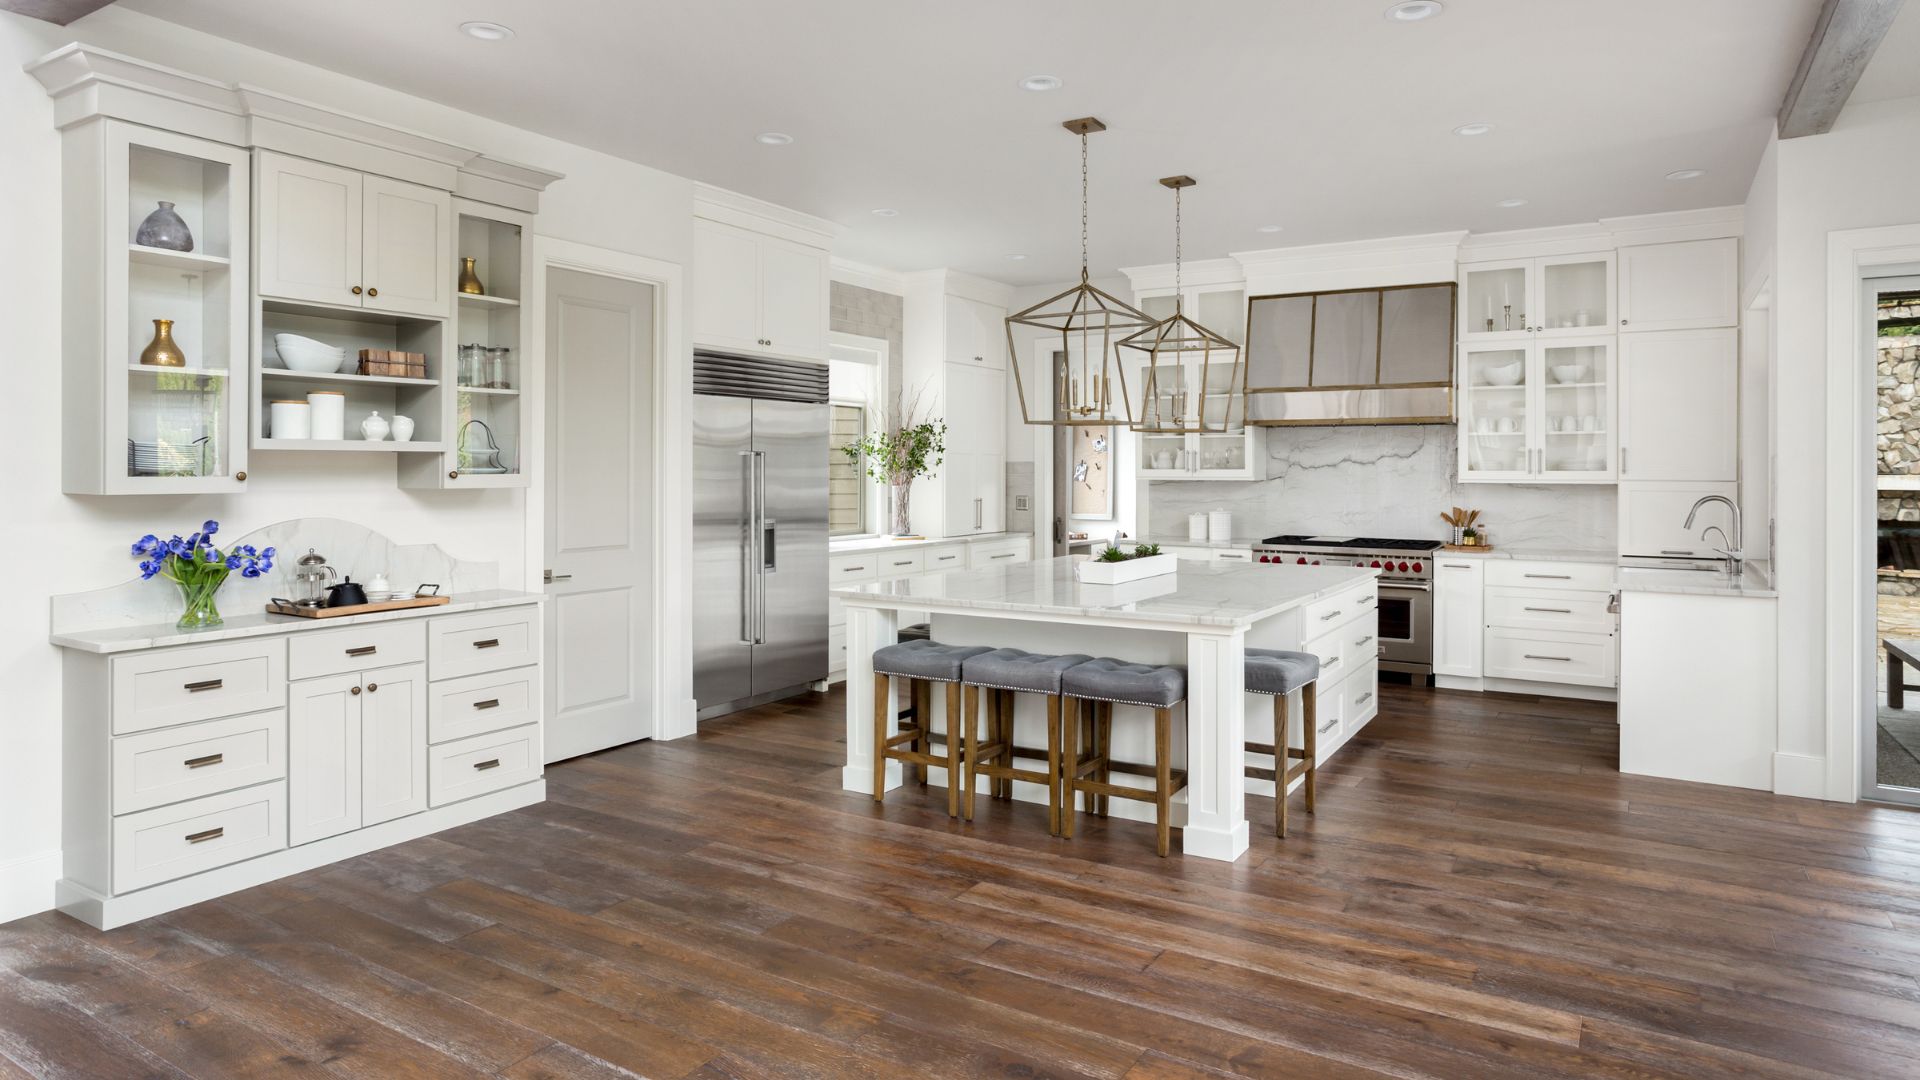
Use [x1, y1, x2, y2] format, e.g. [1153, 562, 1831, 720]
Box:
[139, 319, 185, 367]
[457, 256, 484, 295]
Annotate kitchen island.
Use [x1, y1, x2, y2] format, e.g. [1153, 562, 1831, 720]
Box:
[835, 556, 1379, 861]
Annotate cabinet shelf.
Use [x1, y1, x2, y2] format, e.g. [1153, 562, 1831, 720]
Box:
[128, 244, 230, 271]
[127, 363, 228, 378]
[457, 385, 520, 396]
[1546, 429, 1608, 436]
[255, 438, 447, 453]
[1543, 381, 1607, 390]
[261, 368, 440, 388]
[458, 293, 520, 308]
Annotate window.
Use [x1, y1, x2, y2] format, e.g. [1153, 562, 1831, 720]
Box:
[829, 403, 866, 537]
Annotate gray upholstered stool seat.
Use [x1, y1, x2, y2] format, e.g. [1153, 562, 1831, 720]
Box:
[962, 648, 1093, 695]
[957, 649, 1091, 834]
[873, 639, 992, 683]
[1244, 649, 1320, 696]
[1061, 658, 1187, 709]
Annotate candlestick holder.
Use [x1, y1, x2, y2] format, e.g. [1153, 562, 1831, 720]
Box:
[1502, 304, 1512, 332]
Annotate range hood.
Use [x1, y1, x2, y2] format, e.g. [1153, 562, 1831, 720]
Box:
[1242, 282, 1457, 425]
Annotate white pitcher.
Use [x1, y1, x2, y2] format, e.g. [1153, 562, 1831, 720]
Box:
[390, 414, 415, 442]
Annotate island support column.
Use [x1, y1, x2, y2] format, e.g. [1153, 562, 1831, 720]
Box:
[1181, 627, 1251, 861]
[843, 604, 901, 794]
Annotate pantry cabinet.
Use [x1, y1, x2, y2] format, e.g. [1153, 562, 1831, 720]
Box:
[1619, 328, 1737, 481]
[942, 361, 1007, 536]
[256, 151, 451, 319]
[1618, 238, 1739, 332]
[902, 271, 1015, 537]
[945, 294, 1007, 369]
[692, 217, 830, 361]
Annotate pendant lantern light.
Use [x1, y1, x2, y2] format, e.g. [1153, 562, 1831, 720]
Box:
[1123, 176, 1246, 434]
[1006, 118, 1157, 427]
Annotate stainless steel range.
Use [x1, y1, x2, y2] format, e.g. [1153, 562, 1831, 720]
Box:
[1253, 535, 1442, 686]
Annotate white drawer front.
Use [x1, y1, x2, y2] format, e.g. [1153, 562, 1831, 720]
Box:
[1484, 627, 1618, 687]
[1300, 580, 1377, 637]
[876, 550, 926, 578]
[969, 538, 1031, 570]
[1486, 588, 1617, 634]
[430, 666, 540, 744]
[1304, 616, 1381, 689]
[1341, 662, 1380, 737]
[113, 709, 287, 815]
[428, 606, 539, 682]
[1310, 677, 1346, 764]
[287, 620, 426, 682]
[924, 546, 968, 572]
[111, 639, 286, 736]
[1211, 548, 1256, 564]
[430, 724, 542, 807]
[829, 554, 882, 584]
[828, 625, 848, 673]
[113, 781, 285, 894]
[1486, 560, 1615, 592]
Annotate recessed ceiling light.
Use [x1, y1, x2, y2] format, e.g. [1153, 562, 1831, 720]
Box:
[1496, 197, 1529, 208]
[1665, 168, 1707, 181]
[1019, 75, 1063, 92]
[459, 21, 514, 41]
[1384, 1, 1444, 22]
[755, 132, 794, 146]
[1005, 253, 1028, 261]
[870, 208, 898, 218]
[1453, 122, 1494, 137]
[1255, 224, 1285, 234]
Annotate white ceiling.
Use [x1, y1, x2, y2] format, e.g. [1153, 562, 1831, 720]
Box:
[121, 0, 1821, 286]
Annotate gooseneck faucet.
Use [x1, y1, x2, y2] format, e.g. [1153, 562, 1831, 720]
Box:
[1683, 495, 1742, 576]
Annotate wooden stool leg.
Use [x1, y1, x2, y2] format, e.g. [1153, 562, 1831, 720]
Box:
[1274, 693, 1289, 838]
[989, 690, 1007, 800]
[1061, 698, 1080, 838]
[963, 683, 980, 821]
[1046, 693, 1063, 837]
[1097, 702, 1113, 819]
[1155, 707, 1172, 857]
[944, 682, 964, 818]
[1080, 702, 1097, 815]
[872, 673, 890, 802]
[1303, 682, 1318, 815]
[914, 681, 930, 786]
[1000, 690, 1017, 800]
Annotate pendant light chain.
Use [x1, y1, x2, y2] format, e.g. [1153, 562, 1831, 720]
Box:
[1173, 183, 1183, 312]
[1079, 130, 1090, 284]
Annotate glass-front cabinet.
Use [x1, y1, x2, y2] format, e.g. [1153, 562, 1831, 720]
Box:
[1458, 336, 1616, 484]
[1460, 252, 1615, 343]
[1131, 284, 1264, 481]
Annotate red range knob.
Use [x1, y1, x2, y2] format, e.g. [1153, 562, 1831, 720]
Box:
[1258, 555, 1271, 563]
[1398, 561, 1411, 572]
[1370, 560, 1382, 568]
[1412, 561, 1423, 572]
[1311, 559, 1321, 565]
[1297, 557, 1307, 564]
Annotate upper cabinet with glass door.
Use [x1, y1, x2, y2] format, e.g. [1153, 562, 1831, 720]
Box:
[1130, 283, 1263, 481]
[57, 120, 252, 494]
[1460, 252, 1614, 343]
[1458, 335, 1616, 484]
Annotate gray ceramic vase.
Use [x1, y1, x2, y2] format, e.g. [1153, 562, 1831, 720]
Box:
[135, 201, 194, 252]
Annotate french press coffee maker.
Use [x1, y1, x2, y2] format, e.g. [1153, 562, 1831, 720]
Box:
[292, 548, 336, 608]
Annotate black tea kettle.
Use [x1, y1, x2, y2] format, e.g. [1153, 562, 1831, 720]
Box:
[324, 577, 369, 608]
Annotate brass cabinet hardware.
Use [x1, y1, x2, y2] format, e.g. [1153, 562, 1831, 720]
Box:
[345, 646, 377, 656]
[473, 638, 500, 649]
[351, 285, 363, 295]
[183, 753, 223, 769]
[185, 827, 224, 844]
[235, 471, 247, 481]
[473, 698, 500, 710]
[366, 682, 378, 692]
[449, 470, 459, 479]
[367, 287, 378, 297]
[350, 685, 361, 695]
[473, 758, 501, 771]
[183, 678, 223, 692]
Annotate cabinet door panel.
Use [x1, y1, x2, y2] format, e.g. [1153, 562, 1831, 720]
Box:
[692, 220, 762, 352]
[1433, 558, 1485, 678]
[288, 672, 361, 845]
[941, 452, 976, 536]
[1620, 328, 1736, 481]
[972, 298, 1007, 370]
[361, 662, 428, 827]
[1619, 238, 1738, 331]
[975, 451, 1005, 533]
[758, 236, 828, 359]
[361, 175, 450, 318]
[257, 152, 361, 307]
[944, 294, 977, 362]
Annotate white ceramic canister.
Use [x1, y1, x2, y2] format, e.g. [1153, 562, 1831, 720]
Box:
[360, 411, 391, 442]
[1208, 509, 1234, 544]
[1188, 511, 1208, 542]
[390, 414, 415, 442]
[269, 400, 311, 440]
[307, 390, 345, 440]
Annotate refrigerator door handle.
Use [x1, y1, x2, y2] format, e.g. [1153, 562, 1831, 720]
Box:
[754, 450, 769, 644]
[739, 450, 757, 645]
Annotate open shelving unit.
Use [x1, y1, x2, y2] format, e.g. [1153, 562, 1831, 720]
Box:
[253, 296, 450, 451]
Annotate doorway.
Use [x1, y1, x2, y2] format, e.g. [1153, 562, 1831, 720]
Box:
[1869, 277, 1920, 805]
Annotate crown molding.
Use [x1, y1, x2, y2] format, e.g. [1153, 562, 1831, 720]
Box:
[1117, 257, 1243, 293]
[901, 268, 1015, 308]
[1232, 231, 1467, 295]
[829, 257, 907, 296]
[694, 182, 839, 250]
[1600, 205, 1744, 246]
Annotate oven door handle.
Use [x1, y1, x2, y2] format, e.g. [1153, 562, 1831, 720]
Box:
[1377, 581, 1432, 593]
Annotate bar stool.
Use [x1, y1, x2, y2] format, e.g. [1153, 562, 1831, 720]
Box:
[894, 623, 934, 782]
[959, 648, 1092, 834]
[871, 639, 992, 817]
[1060, 658, 1188, 856]
[1242, 649, 1321, 838]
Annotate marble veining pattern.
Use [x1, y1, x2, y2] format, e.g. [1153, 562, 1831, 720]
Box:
[835, 555, 1376, 629]
[53, 591, 544, 654]
[1617, 564, 1777, 599]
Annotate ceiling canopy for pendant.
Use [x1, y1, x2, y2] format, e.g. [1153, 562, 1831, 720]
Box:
[1006, 117, 1156, 428]
[1123, 175, 1247, 435]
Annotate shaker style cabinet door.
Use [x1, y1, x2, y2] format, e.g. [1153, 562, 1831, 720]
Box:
[1432, 558, 1485, 679]
[1618, 328, 1737, 481]
[361, 175, 451, 318]
[691, 220, 763, 353]
[757, 235, 828, 360]
[1618, 238, 1738, 332]
[360, 662, 428, 827]
[256, 151, 363, 308]
[287, 672, 362, 845]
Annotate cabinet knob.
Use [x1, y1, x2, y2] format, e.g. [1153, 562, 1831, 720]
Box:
[367, 682, 378, 693]
[367, 287, 379, 298]
[449, 470, 460, 479]
[235, 471, 247, 482]
[351, 285, 363, 295]
[1620, 319, 1628, 326]
[350, 685, 361, 695]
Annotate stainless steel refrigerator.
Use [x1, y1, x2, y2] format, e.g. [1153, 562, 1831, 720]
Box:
[692, 352, 829, 720]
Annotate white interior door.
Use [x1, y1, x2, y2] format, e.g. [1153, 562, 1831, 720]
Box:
[544, 266, 657, 760]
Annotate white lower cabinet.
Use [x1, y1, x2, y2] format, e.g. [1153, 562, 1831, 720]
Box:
[1480, 560, 1618, 691]
[430, 723, 543, 807]
[1432, 557, 1485, 678]
[113, 782, 286, 894]
[288, 671, 364, 846]
[361, 662, 428, 827]
[826, 536, 1033, 679]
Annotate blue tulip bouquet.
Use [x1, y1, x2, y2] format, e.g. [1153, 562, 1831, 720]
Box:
[131, 520, 275, 628]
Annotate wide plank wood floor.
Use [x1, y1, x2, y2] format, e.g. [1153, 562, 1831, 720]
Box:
[6, 683, 1920, 1078]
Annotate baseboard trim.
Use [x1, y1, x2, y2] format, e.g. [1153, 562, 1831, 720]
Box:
[1432, 674, 1617, 703]
[0, 850, 62, 924]
[1773, 752, 1828, 799]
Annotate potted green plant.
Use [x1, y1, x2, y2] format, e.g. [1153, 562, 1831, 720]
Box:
[843, 393, 947, 536]
[1076, 541, 1178, 585]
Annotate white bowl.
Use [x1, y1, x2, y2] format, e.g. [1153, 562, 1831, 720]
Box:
[1480, 361, 1523, 386]
[274, 333, 346, 374]
[1550, 363, 1591, 384]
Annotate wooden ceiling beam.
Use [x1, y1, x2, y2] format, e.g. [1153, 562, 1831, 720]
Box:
[1778, 0, 1905, 138]
[0, 0, 117, 26]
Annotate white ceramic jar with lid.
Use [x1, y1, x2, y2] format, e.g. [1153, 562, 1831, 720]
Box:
[307, 391, 345, 440]
[269, 400, 310, 440]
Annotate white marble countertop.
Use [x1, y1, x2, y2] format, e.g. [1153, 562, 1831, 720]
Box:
[1617, 563, 1777, 599]
[51, 590, 545, 654]
[1428, 546, 1618, 564]
[829, 532, 1027, 554]
[1137, 534, 1262, 550]
[835, 555, 1376, 630]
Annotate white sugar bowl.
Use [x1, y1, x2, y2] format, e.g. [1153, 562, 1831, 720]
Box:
[360, 411, 391, 442]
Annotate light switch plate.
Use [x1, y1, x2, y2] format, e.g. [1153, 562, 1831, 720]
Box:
[1014, 495, 1031, 511]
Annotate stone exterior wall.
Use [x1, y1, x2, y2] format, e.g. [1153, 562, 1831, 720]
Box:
[1878, 333, 1920, 473]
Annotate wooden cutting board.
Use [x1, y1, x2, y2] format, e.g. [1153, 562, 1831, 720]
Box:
[267, 595, 451, 618]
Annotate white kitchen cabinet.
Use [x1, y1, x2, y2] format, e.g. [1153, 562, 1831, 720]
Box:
[360, 662, 428, 827]
[692, 217, 829, 361]
[1618, 238, 1738, 332]
[1460, 252, 1614, 343]
[945, 294, 1007, 370]
[942, 452, 1005, 536]
[287, 671, 362, 845]
[256, 151, 450, 319]
[1459, 336, 1615, 484]
[1619, 481, 1739, 557]
[902, 272, 1015, 537]
[940, 360, 1007, 537]
[1479, 560, 1618, 690]
[1131, 285, 1264, 482]
[1619, 328, 1737, 481]
[1432, 557, 1485, 679]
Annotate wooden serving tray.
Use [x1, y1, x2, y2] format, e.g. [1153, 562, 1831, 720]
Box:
[1440, 544, 1492, 553]
[267, 595, 451, 618]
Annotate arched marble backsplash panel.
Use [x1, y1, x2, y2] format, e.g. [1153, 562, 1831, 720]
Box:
[51, 518, 499, 635]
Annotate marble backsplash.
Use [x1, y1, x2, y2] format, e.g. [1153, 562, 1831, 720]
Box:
[1148, 425, 1617, 550]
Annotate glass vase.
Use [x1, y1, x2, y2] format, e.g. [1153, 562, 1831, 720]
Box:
[176, 577, 225, 629]
[891, 481, 913, 536]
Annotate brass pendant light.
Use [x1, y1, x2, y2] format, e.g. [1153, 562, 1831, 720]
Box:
[1006, 118, 1157, 427]
[1123, 176, 1246, 434]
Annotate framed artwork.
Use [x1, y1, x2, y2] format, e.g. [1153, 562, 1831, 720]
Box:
[1071, 424, 1113, 520]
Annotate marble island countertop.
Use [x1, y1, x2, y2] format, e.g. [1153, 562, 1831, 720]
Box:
[830, 532, 1026, 554]
[1426, 546, 1618, 564]
[835, 555, 1376, 629]
[51, 590, 544, 654]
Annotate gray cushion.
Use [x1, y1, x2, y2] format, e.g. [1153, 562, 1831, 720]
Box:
[962, 648, 1093, 695]
[1062, 657, 1187, 708]
[897, 623, 932, 642]
[1245, 648, 1320, 696]
[872, 639, 993, 682]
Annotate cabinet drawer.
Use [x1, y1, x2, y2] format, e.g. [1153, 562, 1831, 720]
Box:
[1341, 661, 1381, 737]
[113, 781, 285, 894]
[876, 550, 926, 578]
[428, 606, 539, 682]
[1299, 580, 1376, 637]
[112, 639, 287, 736]
[1304, 617, 1382, 689]
[113, 709, 287, 815]
[1211, 548, 1256, 564]
[287, 620, 426, 682]
[969, 538, 1031, 569]
[829, 553, 882, 584]
[1486, 587, 1617, 634]
[1486, 560, 1615, 592]
[828, 625, 848, 672]
[429, 724, 542, 807]
[1484, 627, 1617, 687]
[924, 546, 967, 572]
[430, 666, 540, 744]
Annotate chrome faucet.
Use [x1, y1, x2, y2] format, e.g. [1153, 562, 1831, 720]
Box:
[1683, 495, 1742, 576]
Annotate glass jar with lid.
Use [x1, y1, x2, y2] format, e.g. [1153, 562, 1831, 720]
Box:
[485, 346, 512, 390]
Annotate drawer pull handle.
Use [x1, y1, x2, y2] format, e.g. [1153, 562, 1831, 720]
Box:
[1319, 610, 1342, 621]
[473, 758, 502, 771]
[1523, 654, 1573, 662]
[474, 698, 501, 710]
[891, 560, 914, 567]
[1354, 635, 1374, 647]
[345, 646, 378, 657]
[1357, 595, 1374, 606]
[844, 565, 867, 572]
[1355, 691, 1374, 706]
[991, 553, 1015, 560]
[1523, 606, 1572, 614]
[1523, 573, 1572, 580]
[473, 639, 500, 649]
[1317, 716, 1338, 734]
[1659, 549, 1693, 556]
[183, 753, 224, 769]
[1321, 656, 1343, 669]
[1442, 563, 1472, 570]
[184, 678, 224, 692]
[184, 827, 224, 844]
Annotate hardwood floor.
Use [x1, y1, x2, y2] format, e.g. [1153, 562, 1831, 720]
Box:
[6, 683, 1920, 1078]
